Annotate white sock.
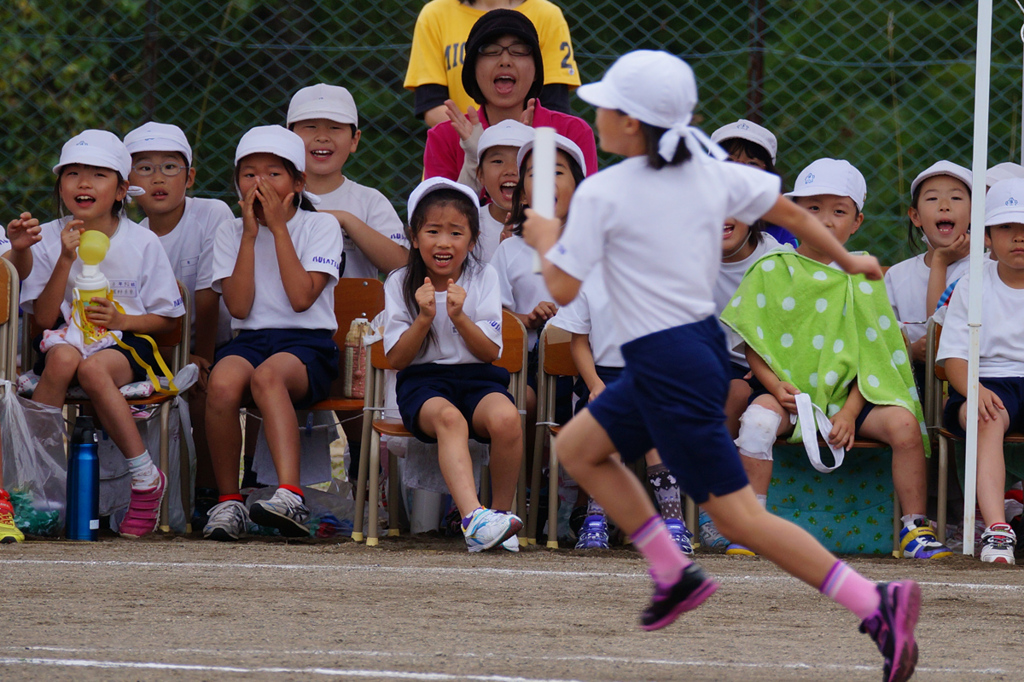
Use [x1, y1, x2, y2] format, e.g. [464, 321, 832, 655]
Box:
[126, 451, 160, 490]
[755, 494, 768, 509]
[901, 513, 927, 529]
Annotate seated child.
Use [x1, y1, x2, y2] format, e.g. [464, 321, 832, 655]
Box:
[724, 158, 951, 560]
[383, 177, 524, 553]
[937, 177, 1024, 564]
[20, 130, 185, 538]
[885, 161, 971, 376]
[203, 125, 344, 541]
[474, 119, 534, 262]
[125, 121, 236, 523]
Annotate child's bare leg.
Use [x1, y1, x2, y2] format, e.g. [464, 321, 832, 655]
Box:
[77, 350, 145, 457]
[250, 353, 310, 489]
[31, 345, 82, 407]
[960, 402, 1010, 526]
[190, 389, 216, 489]
[417, 397, 479, 518]
[736, 394, 790, 496]
[471, 392, 522, 511]
[858, 405, 927, 515]
[205, 357, 254, 497]
[725, 378, 752, 439]
[556, 408, 655, 534]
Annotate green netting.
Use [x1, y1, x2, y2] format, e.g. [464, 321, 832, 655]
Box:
[3, 1, 1024, 265]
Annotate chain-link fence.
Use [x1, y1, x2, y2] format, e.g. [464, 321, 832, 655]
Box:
[4, 1, 1024, 264]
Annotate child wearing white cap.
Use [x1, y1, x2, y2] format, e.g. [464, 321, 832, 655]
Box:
[523, 50, 921, 681]
[124, 121, 236, 525]
[19, 129, 185, 539]
[383, 177, 524, 552]
[287, 84, 408, 279]
[203, 125, 344, 542]
[937, 177, 1024, 564]
[885, 161, 972, 364]
[474, 119, 533, 262]
[731, 157, 952, 564]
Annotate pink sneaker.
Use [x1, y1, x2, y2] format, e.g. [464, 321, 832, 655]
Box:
[119, 469, 167, 538]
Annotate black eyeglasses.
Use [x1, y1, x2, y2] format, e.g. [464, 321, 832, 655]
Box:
[478, 43, 533, 58]
[131, 162, 187, 177]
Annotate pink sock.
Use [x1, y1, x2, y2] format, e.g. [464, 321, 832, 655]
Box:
[819, 560, 881, 621]
[631, 515, 692, 587]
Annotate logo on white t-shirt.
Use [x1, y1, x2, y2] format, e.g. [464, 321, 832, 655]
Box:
[110, 279, 138, 298]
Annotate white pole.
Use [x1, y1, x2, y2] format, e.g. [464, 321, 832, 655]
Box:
[964, 0, 993, 555]
[531, 127, 557, 273]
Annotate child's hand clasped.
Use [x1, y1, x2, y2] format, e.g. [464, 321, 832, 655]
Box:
[772, 381, 800, 414]
[446, 279, 467, 319]
[59, 220, 85, 262]
[978, 386, 1006, 423]
[934, 233, 970, 266]
[526, 300, 557, 329]
[84, 296, 123, 330]
[239, 184, 260, 239]
[6, 212, 42, 251]
[521, 208, 562, 255]
[415, 277, 436, 319]
[255, 176, 294, 234]
[828, 409, 857, 451]
[842, 253, 883, 281]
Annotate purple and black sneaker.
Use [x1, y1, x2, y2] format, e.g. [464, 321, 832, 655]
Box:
[859, 581, 921, 682]
[639, 563, 719, 631]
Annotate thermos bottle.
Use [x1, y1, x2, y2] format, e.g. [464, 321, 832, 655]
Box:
[66, 415, 99, 540]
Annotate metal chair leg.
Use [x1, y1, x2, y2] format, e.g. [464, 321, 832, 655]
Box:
[158, 401, 171, 533]
[387, 439, 400, 537]
[366, 432, 381, 546]
[937, 434, 949, 543]
[547, 432, 559, 548]
[892, 480, 902, 558]
[352, 431, 371, 543]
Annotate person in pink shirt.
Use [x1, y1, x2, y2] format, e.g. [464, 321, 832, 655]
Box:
[423, 10, 597, 185]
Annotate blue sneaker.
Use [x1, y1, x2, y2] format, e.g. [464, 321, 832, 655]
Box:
[575, 514, 610, 549]
[463, 507, 522, 552]
[900, 519, 953, 559]
[698, 510, 729, 549]
[859, 581, 921, 682]
[725, 542, 756, 556]
[664, 518, 694, 555]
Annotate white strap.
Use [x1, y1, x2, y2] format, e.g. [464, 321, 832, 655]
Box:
[658, 120, 730, 162]
[789, 392, 845, 473]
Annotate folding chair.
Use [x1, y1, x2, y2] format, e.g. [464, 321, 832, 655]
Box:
[353, 309, 528, 546]
[0, 259, 18, 383]
[22, 283, 192, 532]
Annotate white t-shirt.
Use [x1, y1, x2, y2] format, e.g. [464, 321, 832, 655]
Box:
[492, 236, 550, 349]
[475, 206, 505, 264]
[22, 217, 184, 322]
[936, 258, 1024, 377]
[315, 178, 408, 279]
[714, 233, 781, 365]
[211, 209, 343, 332]
[0, 227, 11, 259]
[547, 156, 780, 344]
[142, 197, 236, 347]
[383, 261, 504, 365]
[549, 267, 623, 368]
[884, 253, 969, 345]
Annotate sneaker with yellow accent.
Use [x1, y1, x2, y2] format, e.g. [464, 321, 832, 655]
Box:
[0, 489, 24, 544]
[725, 542, 756, 556]
[900, 518, 952, 559]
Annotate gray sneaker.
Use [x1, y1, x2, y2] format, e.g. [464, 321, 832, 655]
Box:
[249, 488, 311, 538]
[203, 500, 250, 541]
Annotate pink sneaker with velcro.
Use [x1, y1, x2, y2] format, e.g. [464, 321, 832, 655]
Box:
[119, 469, 167, 538]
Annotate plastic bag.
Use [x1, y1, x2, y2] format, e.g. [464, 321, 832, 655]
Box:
[0, 381, 67, 535]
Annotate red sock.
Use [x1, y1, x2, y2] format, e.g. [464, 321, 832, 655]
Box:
[819, 560, 881, 621]
[279, 484, 304, 500]
[630, 515, 692, 587]
[218, 493, 244, 504]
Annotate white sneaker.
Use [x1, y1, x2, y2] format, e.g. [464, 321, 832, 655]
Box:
[462, 508, 522, 552]
[980, 523, 1016, 564]
[203, 500, 249, 541]
[249, 488, 310, 538]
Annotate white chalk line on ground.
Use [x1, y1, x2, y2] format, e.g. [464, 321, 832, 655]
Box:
[0, 648, 1016, 677]
[3, 557, 1022, 593]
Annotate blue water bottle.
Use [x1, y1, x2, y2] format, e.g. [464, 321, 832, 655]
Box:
[66, 415, 99, 541]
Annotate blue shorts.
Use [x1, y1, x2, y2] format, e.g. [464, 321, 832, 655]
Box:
[396, 363, 513, 443]
[585, 316, 749, 505]
[944, 376, 1024, 437]
[573, 365, 622, 415]
[215, 328, 338, 408]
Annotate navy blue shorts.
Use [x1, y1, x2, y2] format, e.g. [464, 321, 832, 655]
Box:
[215, 328, 339, 408]
[943, 376, 1024, 437]
[35, 327, 161, 384]
[396, 362, 513, 443]
[573, 365, 622, 415]
[585, 316, 749, 505]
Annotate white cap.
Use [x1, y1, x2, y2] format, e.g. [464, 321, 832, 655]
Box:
[576, 50, 727, 162]
[710, 119, 778, 164]
[477, 120, 534, 164]
[910, 160, 972, 196]
[235, 125, 307, 172]
[985, 178, 1024, 226]
[986, 162, 1024, 188]
[516, 133, 587, 176]
[785, 158, 867, 211]
[287, 84, 358, 127]
[123, 122, 193, 166]
[407, 177, 480, 225]
[53, 129, 133, 179]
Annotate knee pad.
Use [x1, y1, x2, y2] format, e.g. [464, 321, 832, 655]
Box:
[734, 405, 781, 461]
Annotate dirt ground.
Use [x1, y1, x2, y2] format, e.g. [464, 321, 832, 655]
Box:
[1, 534, 1022, 682]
